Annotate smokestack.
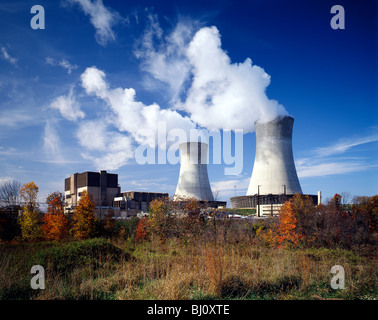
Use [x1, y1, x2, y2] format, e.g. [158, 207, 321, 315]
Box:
[175, 142, 214, 201]
[247, 115, 302, 196]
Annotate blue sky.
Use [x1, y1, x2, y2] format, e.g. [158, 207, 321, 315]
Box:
[0, 0, 377, 206]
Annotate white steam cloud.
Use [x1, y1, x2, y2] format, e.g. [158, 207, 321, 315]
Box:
[50, 19, 289, 170]
[136, 19, 288, 132]
[181, 26, 288, 131]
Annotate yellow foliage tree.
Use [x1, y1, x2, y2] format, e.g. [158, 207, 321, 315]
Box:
[19, 182, 42, 240]
[20, 181, 39, 211]
[148, 197, 172, 242]
[71, 191, 98, 240]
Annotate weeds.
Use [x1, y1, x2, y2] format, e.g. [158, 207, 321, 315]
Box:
[0, 238, 376, 300]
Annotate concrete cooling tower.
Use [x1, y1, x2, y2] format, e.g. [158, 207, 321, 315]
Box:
[230, 115, 317, 215]
[247, 115, 302, 196]
[174, 142, 214, 201]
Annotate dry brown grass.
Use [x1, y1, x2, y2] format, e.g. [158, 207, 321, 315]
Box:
[1, 238, 376, 300]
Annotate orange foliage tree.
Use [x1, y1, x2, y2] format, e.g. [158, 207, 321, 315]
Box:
[262, 200, 303, 249]
[71, 191, 98, 240]
[135, 217, 150, 242]
[42, 192, 69, 241]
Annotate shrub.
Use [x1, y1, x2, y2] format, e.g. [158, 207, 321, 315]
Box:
[32, 238, 131, 272]
[135, 218, 150, 242]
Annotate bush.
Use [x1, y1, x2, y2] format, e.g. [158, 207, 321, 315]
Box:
[116, 218, 139, 240]
[32, 238, 131, 272]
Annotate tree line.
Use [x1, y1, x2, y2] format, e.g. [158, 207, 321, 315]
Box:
[0, 180, 377, 249]
[0, 181, 103, 241]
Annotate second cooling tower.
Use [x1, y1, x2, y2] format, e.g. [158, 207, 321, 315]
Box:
[247, 115, 302, 196]
[175, 142, 214, 201]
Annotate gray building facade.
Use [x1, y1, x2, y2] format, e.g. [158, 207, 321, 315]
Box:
[64, 170, 120, 212]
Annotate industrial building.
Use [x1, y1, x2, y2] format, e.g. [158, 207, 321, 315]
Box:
[231, 116, 318, 216]
[64, 170, 120, 212]
[113, 191, 168, 212]
[64, 170, 169, 216]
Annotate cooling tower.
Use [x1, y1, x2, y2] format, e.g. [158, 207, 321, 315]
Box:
[246, 115, 302, 196]
[175, 142, 214, 201]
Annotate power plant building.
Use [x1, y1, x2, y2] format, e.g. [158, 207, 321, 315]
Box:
[113, 191, 168, 212]
[64, 170, 120, 212]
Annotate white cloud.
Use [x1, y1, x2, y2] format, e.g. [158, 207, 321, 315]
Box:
[211, 177, 250, 199]
[297, 133, 378, 178]
[41, 121, 79, 165]
[1, 47, 17, 65]
[46, 57, 78, 74]
[0, 146, 17, 156]
[80, 66, 196, 148]
[315, 134, 378, 157]
[296, 160, 369, 178]
[77, 120, 135, 170]
[0, 111, 33, 127]
[67, 0, 122, 46]
[135, 15, 195, 101]
[43, 121, 62, 160]
[76, 120, 108, 151]
[50, 87, 85, 121]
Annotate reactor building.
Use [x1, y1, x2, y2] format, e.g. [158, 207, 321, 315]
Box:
[174, 142, 226, 208]
[230, 115, 317, 216]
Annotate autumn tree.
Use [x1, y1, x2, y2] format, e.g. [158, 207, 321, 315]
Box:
[71, 190, 98, 240]
[262, 200, 303, 249]
[135, 217, 150, 242]
[290, 194, 318, 244]
[148, 196, 175, 242]
[20, 181, 39, 211]
[176, 196, 206, 241]
[19, 182, 42, 240]
[147, 196, 206, 243]
[42, 192, 69, 241]
[351, 195, 377, 233]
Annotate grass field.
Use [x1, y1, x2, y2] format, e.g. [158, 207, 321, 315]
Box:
[0, 237, 376, 300]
